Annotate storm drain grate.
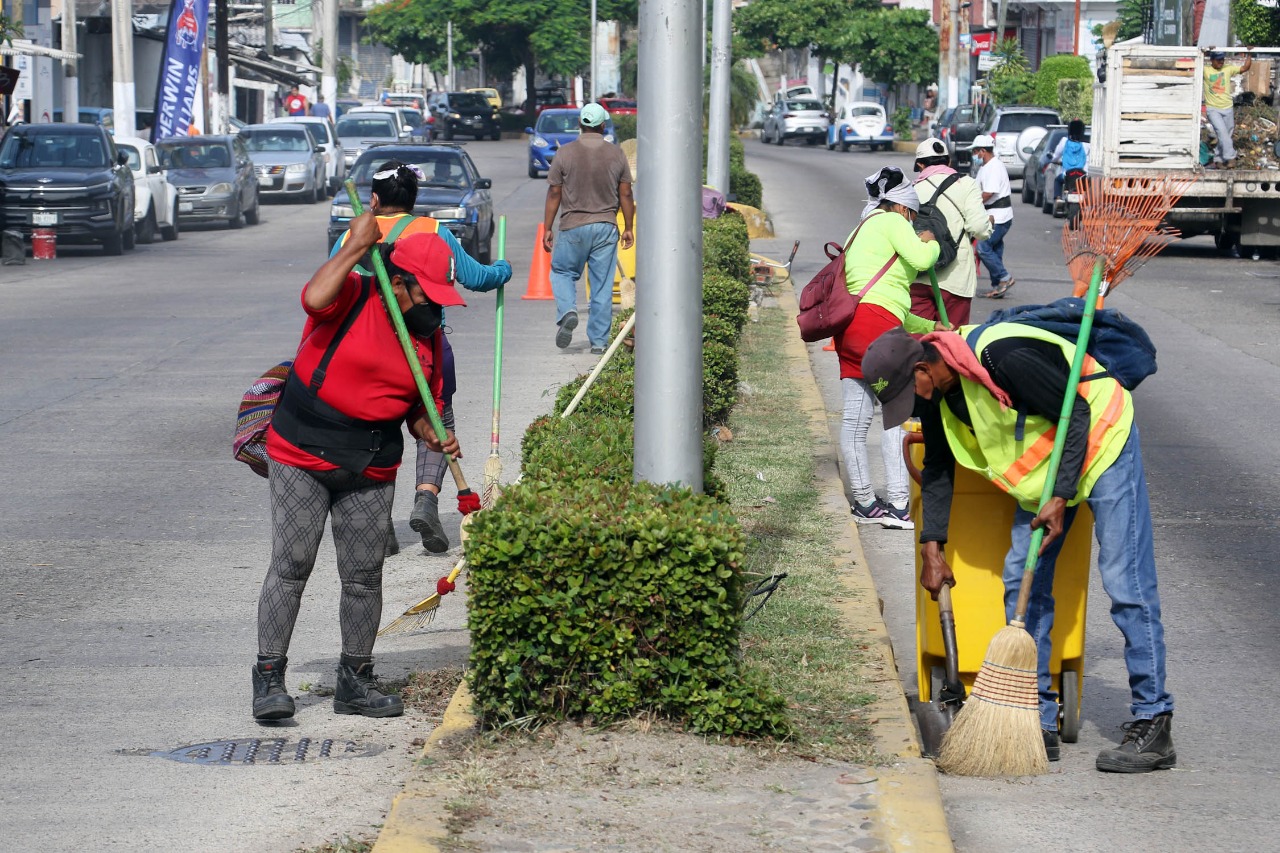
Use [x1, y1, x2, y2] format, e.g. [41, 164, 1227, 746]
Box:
[143, 737, 385, 765]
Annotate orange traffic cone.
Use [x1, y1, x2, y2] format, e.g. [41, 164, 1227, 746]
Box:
[823, 339, 836, 351]
[523, 223, 554, 300]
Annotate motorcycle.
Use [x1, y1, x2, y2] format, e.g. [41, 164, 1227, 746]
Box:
[1062, 167, 1087, 229]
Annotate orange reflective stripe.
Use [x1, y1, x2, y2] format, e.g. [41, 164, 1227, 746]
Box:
[1084, 383, 1126, 469]
[1004, 431, 1055, 487]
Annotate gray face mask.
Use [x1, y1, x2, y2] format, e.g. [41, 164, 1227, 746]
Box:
[402, 301, 442, 337]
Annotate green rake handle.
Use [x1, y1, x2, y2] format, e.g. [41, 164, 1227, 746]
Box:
[1011, 257, 1105, 626]
[928, 268, 950, 328]
[343, 180, 472, 495]
[489, 216, 507, 455]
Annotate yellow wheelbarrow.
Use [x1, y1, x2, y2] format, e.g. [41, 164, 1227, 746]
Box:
[904, 426, 1091, 744]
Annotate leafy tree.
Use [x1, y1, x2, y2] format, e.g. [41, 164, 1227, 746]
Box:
[1233, 0, 1280, 46]
[734, 0, 876, 97]
[984, 38, 1035, 105]
[1032, 54, 1092, 108]
[364, 0, 637, 122]
[702, 62, 762, 128]
[1092, 0, 1150, 43]
[1, 11, 22, 44]
[840, 9, 938, 103]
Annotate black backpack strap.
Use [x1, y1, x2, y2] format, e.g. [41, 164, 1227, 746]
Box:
[309, 277, 371, 391]
[927, 172, 964, 206]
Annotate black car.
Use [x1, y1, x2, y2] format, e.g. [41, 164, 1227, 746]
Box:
[944, 103, 994, 170]
[0, 122, 136, 255]
[427, 92, 501, 141]
[328, 143, 495, 261]
[1021, 125, 1091, 214]
[155, 135, 260, 229]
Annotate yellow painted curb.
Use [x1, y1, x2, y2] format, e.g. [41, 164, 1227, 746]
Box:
[371, 681, 477, 853]
[777, 286, 954, 853]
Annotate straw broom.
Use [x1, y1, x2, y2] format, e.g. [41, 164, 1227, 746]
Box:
[481, 216, 508, 509]
[937, 258, 1106, 777]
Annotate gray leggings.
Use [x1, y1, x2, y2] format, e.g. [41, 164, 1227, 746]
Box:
[414, 403, 455, 489]
[257, 460, 394, 659]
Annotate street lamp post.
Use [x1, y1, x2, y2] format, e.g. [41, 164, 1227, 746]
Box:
[635, 0, 703, 490]
[706, 0, 731, 194]
[590, 0, 597, 102]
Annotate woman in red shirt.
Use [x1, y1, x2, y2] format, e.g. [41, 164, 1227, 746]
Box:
[251, 211, 461, 722]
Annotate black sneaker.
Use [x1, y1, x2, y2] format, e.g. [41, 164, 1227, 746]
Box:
[252, 656, 295, 721]
[878, 501, 915, 530]
[556, 311, 578, 349]
[1043, 728, 1060, 762]
[408, 490, 449, 553]
[1096, 713, 1176, 773]
[851, 500, 890, 525]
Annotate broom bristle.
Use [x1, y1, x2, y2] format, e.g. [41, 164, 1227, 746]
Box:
[936, 625, 1049, 777]
[481, 453, 503, 509]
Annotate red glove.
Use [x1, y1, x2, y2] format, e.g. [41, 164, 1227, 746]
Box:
[457, 492, 482, 515]
[437, 576, 456, 596]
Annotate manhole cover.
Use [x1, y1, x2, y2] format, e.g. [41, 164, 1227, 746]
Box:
[139, 737, 385, 765]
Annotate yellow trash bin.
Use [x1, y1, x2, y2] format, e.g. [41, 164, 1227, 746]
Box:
[905, 427, 1091, 741]
[582, 209, 635, 304]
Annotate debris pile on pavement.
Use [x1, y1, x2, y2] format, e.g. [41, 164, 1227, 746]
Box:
[1203, 102, 1280, 168]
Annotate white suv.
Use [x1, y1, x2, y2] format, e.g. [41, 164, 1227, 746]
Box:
[269, 116, 345, 195]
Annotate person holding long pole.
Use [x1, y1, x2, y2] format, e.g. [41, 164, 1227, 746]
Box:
[250, 212, 461, 722]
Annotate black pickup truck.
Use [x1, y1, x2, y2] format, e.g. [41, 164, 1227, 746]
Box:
[945, 103, 994, 171]
[0, 122, 136, 255]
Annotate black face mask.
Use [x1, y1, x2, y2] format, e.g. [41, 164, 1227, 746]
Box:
[402, 301, 443, 337]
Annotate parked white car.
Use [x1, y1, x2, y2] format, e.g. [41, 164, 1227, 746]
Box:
[761, 98, 829, 145]
[115, 136, 179, 243]
[827, 102, 894, 152]
[269, 115, 346, 195]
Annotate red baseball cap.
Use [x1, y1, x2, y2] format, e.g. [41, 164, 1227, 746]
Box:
[388, 232, 466, 308]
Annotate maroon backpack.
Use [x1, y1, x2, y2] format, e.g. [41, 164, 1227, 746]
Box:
[796, 214, 897, 343]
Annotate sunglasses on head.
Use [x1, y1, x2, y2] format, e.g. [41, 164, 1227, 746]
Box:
[373, 163, 426, 181]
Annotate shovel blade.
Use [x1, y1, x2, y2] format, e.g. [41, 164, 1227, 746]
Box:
[915, 700, 953, 758]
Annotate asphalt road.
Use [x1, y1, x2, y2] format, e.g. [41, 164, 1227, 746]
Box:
[746, 137, 1280, 851]
[0, 139, 596, 851]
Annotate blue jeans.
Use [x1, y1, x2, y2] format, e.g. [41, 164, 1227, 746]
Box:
[976, 219, 1012, 287]
[550, 221, 619, 348]
[1001, 426, 1173, 730]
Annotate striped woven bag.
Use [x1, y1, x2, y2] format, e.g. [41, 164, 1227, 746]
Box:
[233, 361, 293, 478]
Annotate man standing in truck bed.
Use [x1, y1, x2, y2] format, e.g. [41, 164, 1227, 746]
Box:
[1204, 47, 1252, 169]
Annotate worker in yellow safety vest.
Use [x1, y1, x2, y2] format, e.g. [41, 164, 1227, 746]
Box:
[862, 326, 1175, 774]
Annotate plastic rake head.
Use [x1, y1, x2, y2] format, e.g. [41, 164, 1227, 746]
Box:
[376, 559, 466, 638]
[1062, 176, 1194, 295]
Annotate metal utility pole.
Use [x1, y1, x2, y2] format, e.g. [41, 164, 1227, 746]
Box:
[947, 0, 959, 109]
[111, 0, 136, 137]
[1073, 0, 1081, 55]
[705, 0, 731, 194]
[590, 0, 597, 101]
[215, 0, 228, 132]
[446, 21, 454, 90]
[264, 0, 273, 61]
[321, 0, 337, 108]
[635, 0, 703, 491]
[63, 0, 78, 120]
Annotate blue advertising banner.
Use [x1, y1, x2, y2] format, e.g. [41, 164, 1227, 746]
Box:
[150, 0, 209, 142]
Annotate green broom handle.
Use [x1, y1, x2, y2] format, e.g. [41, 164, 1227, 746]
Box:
[343, 181, 459, 470]
[489, 216, 506, 455]
[928, 268, 950, 328]
[1011, 258, 1105, 625]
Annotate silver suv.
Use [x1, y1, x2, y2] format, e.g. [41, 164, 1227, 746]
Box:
[985, 106, 1061, 176]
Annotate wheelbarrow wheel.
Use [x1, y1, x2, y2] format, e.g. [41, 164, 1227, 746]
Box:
[1060, 668, 1080, 743]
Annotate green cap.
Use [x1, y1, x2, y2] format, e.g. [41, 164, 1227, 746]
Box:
[580, 103, 609, 127]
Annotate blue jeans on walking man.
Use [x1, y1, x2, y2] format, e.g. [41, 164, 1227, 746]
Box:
[1000, 425, 1173, 731]
[976, 219, 1012, 288]
[551, 221, 620, 349]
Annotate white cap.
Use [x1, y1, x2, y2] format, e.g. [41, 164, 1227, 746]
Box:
[915, 138, 948, 159]
[971, 134, 995, 149]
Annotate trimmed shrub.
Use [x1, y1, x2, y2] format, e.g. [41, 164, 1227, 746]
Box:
[891, 106, 913, 139]
[703, 270, 751, 332]
[612, 114, 637, 143]
[728, 134, 746, 170]
[466, 479, 789, 736]
[552, 366, 635, 419]
[1056, 78, 1093, 124]
[729, 165, 763, 209]
[521, 413, 633, 485]
[703, 228, 753, 286]
[1033, 55, 1093, 111]
[703, 339, 739, 426]
[702, 314, 739, 350]
[703, 210, 750, 255]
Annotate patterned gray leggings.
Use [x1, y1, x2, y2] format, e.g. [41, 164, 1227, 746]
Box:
[257, 460, 394, 659]
[414, 403, 455, 489]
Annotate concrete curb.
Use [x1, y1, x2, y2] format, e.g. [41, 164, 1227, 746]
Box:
[370, 682, 478, 853]
[778, 284, 954, 852]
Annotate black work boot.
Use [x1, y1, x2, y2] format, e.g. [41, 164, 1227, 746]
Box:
[408, 490, 449, 553]
[384, 517, 400, 559]
[334, 656, 404, 718]
[1043, 729, 1060, 762]
[252, 655, 295, 721]
[1096, 713, 1176, 773]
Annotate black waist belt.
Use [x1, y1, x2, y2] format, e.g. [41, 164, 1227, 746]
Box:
[271, 372, 404, 473]
[984, 196, 1012, 210]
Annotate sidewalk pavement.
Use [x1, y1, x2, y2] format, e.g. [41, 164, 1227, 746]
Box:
[369, 284, 953, 853]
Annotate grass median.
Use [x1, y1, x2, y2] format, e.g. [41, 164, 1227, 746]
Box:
[719, 300, 880, 763]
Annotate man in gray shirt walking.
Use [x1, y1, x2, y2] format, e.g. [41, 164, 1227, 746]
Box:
[542, 103, 635, 353]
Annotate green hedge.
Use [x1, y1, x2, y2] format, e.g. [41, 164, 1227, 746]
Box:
[703, 269, 750, 333]
[703, 228, 753, 287]
[729, 166, 763, 209]
[466, 479, 788, 736]
[703, 340, 739, 427]
[1033, 55, 1093, 111]
[612, 114, 637, 143]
